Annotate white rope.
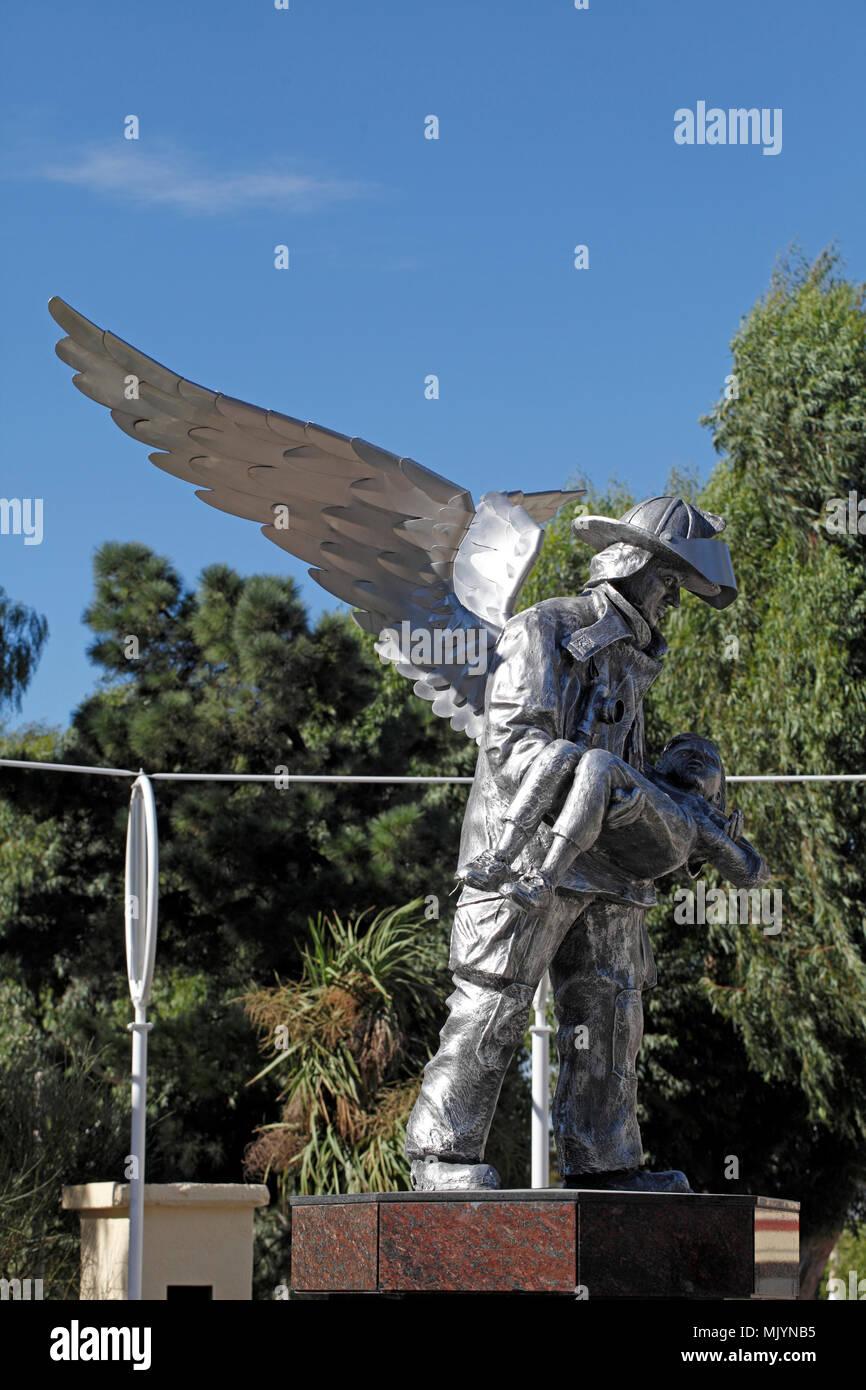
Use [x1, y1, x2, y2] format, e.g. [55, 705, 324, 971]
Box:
[148, 773, 475, 784]
[1, 758, 865, 785]
[728, 774, 866, 783]
[0, 760, 472, 783]
[0, 758, 138, 777]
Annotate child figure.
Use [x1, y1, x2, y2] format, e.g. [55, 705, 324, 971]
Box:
[457, 732, 769, 914]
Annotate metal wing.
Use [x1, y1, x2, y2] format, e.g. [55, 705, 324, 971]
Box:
[49, 297, 579, 740]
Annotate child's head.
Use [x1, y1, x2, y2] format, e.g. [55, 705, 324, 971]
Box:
[656, 733, 726, 810]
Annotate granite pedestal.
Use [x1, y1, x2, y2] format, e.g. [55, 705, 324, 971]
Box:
[290, 1190, 798, 1298]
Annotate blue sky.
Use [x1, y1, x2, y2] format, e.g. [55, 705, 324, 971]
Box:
[2, 0, 864, 732]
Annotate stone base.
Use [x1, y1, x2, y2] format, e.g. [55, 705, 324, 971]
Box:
[290, 1190, 799, 1298]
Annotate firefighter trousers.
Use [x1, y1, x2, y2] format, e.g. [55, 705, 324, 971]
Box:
[404, 895, 656, 1177]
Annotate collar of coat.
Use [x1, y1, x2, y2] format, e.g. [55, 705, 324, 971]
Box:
[563, 581, 668, 664]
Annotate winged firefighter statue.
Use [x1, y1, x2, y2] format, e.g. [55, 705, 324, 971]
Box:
[49, 297, 746, 1196]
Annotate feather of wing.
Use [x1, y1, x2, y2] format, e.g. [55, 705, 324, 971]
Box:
[509, 489, 581, 526]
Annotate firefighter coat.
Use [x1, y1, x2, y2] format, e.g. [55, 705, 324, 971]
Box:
[450, 579, 665, 982]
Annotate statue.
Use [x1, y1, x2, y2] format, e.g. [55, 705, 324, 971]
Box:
[48, 298, 760, 1195]
[458, 733, 769, 915]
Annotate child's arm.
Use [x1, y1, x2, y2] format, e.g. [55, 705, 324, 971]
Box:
[698, 815, 771, 888]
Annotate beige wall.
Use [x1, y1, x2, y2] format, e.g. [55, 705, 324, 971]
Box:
[63, 1182, 270, 1301]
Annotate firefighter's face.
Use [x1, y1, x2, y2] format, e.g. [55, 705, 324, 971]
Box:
[622, 563, 682, 626]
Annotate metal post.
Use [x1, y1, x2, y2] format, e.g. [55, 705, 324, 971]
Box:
[124, 774, 158, 1301]
[530, 971, 552, 1188]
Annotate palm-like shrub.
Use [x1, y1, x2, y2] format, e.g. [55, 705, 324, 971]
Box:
[241, 901, 450, 1196]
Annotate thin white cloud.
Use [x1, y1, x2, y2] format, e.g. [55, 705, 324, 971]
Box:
[39, 145, 371, 214]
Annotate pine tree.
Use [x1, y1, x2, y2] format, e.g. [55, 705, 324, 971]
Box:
[0, 586, 46, 712]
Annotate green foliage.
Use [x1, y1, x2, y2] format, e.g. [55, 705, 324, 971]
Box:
[0, 986, 129, 1297]
[701, 244, 866, 540]
[819, 1225, 866, 1299]
[637, 247, 866, 1261]
[0, 587, 47, 712]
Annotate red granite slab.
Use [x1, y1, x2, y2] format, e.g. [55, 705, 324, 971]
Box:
[379, 1199, 575, 1292]
[289, 1192, 799, 1298]
[579, 1199, 753, 1298]
[292, 1201, 377, 1292]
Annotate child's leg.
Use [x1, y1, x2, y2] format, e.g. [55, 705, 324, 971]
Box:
[509, 750, 641, 911]
[457, 739, 583, 889]
[496, 738, 584, 860]
[541, 748, 637, 880]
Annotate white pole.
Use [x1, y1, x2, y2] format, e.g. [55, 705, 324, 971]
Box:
[530, 972, 552, 1188]
[124, 775, 158, 1301]
[127, 1005, 151, 1301]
